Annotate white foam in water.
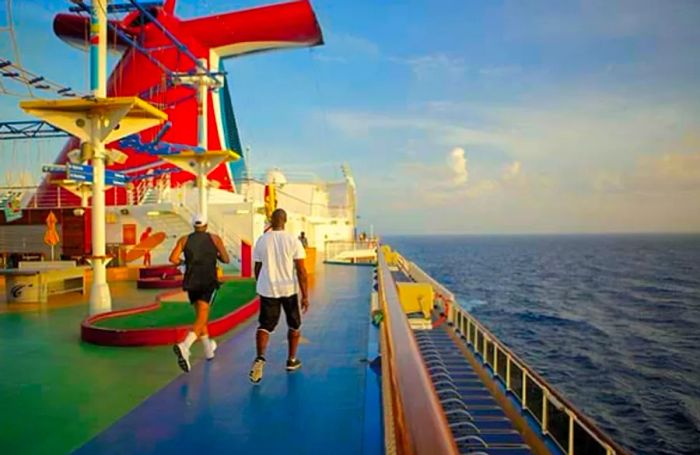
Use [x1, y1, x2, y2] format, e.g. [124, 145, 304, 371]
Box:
[458, 298, 486, 312]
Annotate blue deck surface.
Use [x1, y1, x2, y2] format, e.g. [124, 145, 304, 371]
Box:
[76, 265, 375, 455]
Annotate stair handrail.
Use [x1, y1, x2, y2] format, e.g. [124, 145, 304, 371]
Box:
[132, 177, 150, 205]
[155, 173, 171, 203]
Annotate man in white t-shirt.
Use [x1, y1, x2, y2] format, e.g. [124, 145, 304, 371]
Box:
[249, 208, 309, 384]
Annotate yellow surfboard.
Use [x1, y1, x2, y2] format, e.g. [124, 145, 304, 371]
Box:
[125, 232, 167, 263]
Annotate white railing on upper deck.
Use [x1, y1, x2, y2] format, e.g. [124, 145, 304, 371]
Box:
[2, 185, 81, 209]
[3, 173, 175, 210]
[324, 240, 378, 263]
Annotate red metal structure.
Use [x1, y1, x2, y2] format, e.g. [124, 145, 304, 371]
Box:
[40, 0, 323, 205]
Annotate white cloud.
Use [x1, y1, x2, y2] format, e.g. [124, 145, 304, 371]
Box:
[393, 154, 540, 208]
[479, 65, 522, 77]
[390, 53, 466, 80]
[312, 54, 348, 64]
[502, 161, 521, 180]
[324, 111, 506, 149]
[502, 0, 700, 43]
[447, 147, 468, 184]
[327, 91, 700, 234]
[326, 33, 381, 58]
[593, 150, 700, 194]
[397, 148, 467, 190]
[328, 93, 700, 172]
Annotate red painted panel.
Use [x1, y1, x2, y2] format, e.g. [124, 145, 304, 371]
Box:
[83, 208, 92, 254]
[39, 1, 324, 207]
[241, 240, 252, 278]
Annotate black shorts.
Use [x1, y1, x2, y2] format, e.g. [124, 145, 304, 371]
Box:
[187, 286, 218, 305]
[258, 294, 301, 333]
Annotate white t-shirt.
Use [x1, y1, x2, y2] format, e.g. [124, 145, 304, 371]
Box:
[253, 230, 306, 298]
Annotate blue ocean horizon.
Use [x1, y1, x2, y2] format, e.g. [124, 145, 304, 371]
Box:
[385, 233, 700, 455]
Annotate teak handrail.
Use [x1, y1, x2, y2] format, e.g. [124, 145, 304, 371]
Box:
[377, 246, 458, 455]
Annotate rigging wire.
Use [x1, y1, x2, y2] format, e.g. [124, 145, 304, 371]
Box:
[0, 0, 31, 97]
[0, 58, 79, 98]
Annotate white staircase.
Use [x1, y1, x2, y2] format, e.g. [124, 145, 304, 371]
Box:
[172, 197, 243, 268]
[121, 174, 246, 268]
[134, 212, 192, 264]
[140, 187, 161, 205]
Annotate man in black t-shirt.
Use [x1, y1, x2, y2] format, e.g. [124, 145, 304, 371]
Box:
[169, 214, 229, 372]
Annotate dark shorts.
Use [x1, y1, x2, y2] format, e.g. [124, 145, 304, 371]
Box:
[187, 286, 218, 305]
[258, 294, 301, 332]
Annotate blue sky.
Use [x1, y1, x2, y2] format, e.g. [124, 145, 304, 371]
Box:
[2, 0, 700, 234]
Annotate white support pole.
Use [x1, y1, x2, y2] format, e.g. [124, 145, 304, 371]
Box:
[197, 59, 208, 221]
[88, 0, 111, 315]
[96, 5, 107, 98]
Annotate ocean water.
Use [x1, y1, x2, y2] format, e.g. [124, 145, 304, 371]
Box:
[386, 234, 700, 455]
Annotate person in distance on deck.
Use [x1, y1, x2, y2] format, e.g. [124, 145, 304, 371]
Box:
[298, 231, 309, 248]
[169, 214, 230, 372]
[249, 208, 309, 384]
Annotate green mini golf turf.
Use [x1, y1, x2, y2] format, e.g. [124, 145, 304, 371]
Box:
[0, 280, 258, 454]
[0, 283, 184, 454]
[94, 279, 257, 329]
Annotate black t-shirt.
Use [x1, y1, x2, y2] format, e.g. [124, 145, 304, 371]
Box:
[183, 231, 219, 290]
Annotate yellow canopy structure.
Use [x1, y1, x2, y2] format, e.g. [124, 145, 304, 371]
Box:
[159, 149, 241, 177]
[19, 97, 167, 144]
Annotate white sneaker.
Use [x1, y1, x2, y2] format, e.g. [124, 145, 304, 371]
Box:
[249, 357, 265, 384]
[205, 339, 217, 360]
[173, 343, 191, 372]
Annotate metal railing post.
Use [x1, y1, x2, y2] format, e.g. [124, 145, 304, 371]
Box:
[506, 356, 512, 390]
[542, 392, 549, 434]
[466, 315, 471, 344]
[568, 411, 575, 455]
[522, 371, 528, 409]
[493, 345, 499, 376]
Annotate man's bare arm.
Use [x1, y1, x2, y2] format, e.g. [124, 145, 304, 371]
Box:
[254, 262, 262, 281]
[294, 259, 309, 313]
[169, 237, 186, 265]
[211, 234, 230, 264]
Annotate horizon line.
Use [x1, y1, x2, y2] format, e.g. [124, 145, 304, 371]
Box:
[377, 230, 700, 237]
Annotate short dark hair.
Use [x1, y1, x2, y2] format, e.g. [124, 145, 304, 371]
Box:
[271, 208, 287, 227]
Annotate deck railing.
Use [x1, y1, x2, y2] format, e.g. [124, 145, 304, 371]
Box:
[402, 257, 630, 455]
[376, 246, 459, 455]
[324, 240, 377, 262]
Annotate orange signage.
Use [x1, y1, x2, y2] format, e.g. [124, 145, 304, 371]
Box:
[123, 224, 136, 245]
